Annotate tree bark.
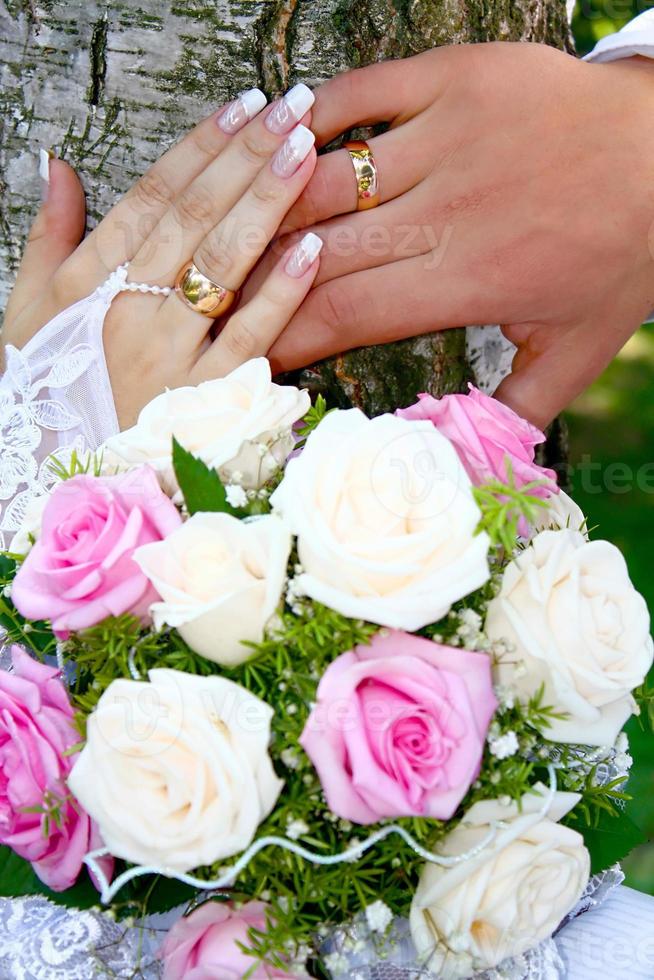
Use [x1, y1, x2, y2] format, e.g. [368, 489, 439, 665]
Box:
[0, 0, 572, 415]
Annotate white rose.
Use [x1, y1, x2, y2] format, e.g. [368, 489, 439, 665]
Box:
[10, 492, 48, 554]
[531, 489, 587, 537]
[134, 512, 291, 666]
[68, 669, 283, 871]
[270, 409, 490, 630]
[104, 358, 310, 492]
[487, 529, 653, 746]
[410, 788, 589, 979]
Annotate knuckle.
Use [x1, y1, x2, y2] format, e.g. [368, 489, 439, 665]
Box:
[195, 234, 235, 284]
[250, 178, 284, 208]
[315, 282, 359, 331]
[238, 132, 273, 167]
[26, 218, 49, 248]
[260, 280, 291, 317]
[441, 186, 488, 220]
[338, 68, 365, 107]
[187, 124, 220, 161]
[222, 318, 258, 360]
[131, 169, 176, 211]
[174, 185, 214, 230]
[300, 166, 330, 225]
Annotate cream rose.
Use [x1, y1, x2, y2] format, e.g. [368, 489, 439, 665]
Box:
[270, 409, 490, 630]
[409, 788, 590, 979]
[104, 358, 310, 491]
[531, 489, 587, 537]
[10, 492, 48, 554]
[134, 512, 291, 666]
[487, 528, 653, 746]
[68, 669, 282, 871]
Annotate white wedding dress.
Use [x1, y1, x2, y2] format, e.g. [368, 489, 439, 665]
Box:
[2, 11, 654, 977]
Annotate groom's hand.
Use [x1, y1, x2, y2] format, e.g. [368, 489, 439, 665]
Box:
[267, 43, 654, 428]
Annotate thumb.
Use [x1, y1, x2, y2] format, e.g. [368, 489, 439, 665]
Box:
[493, 319, 635, 429]
[5, 154, 86, 325]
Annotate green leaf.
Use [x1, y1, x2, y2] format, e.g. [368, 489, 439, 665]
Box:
[126, 873, 197, 915]
[580, 806, 647, 875]
[172, 437, 240, 517]
[473, 458, 550, 553]
[0, 847, 196, 918]
[0, 847, 100, 909]
[0, 554, 16, 579]
[296, 394, 331, 443]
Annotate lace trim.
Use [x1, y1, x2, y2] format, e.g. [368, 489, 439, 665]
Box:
[0, 896, 166, 980]
[0, 263, 170, 550]
[0, 344, 91, 548]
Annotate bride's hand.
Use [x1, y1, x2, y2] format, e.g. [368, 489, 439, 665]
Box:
[2, 85, 321, 428]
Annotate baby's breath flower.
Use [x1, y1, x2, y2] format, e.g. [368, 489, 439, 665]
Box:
[324, 953, 349, 974]
[286, 818, 309, 840]
[281, 748, 299, 770]
[365, 900, 393, 933]
[488, 730, 519, 760]
[494, 684, 516, 710]
[225, 483, 248, 509]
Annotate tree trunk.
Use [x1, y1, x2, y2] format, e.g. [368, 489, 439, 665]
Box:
[0, 0, 572, 415]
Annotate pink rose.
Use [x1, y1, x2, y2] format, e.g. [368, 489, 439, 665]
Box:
[0, 646, 112, 891]
[159, 901, 297, 980]
[397, 384, 558, 497]
[300, 631, 497, 824]
[12, 467, 181, 637]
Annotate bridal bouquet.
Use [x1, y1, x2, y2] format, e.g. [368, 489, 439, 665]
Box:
[0, 358, 651, 979]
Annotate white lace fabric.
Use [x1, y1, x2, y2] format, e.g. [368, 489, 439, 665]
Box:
[0, 267, 126, 550]
[0, 896, 167, 979]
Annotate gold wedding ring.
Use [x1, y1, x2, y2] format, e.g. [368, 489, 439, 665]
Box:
[344, 139, 380, 211]
[174, 261, 236, 318]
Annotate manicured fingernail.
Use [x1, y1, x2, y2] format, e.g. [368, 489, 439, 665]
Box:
[39, 147, 54, 201]
[285, 232, 323, 278]
[217, 88, 267, 134]
[271, 124, 315, 178]
[265, 82, 315, 135]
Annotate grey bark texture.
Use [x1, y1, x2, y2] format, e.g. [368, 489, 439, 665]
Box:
[0, 0, 572, 416]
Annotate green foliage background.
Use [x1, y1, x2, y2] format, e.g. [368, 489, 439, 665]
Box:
[566, 315, 654, 894]
[569, 0, 654, 895]
[572, 0, 652, 54]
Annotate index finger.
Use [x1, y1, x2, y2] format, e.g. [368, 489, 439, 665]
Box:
[309, 49, 442, 146]
[74, 89, 268, 281]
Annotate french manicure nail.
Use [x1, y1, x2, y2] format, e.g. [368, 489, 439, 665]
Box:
[265, 82, 315, 135]
[39, 147, 53, 201]
[217, 88, 267, 134]
[271, 124, 315, 178]
[285, 232, 323, 278]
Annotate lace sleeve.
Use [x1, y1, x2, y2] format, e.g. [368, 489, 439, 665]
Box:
[0, 266, 134, 549]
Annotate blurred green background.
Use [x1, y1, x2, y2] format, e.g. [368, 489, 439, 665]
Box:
[566, 326, 654, 892]
[572, 0, 651, 55]
[569, 1, 654, 893]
